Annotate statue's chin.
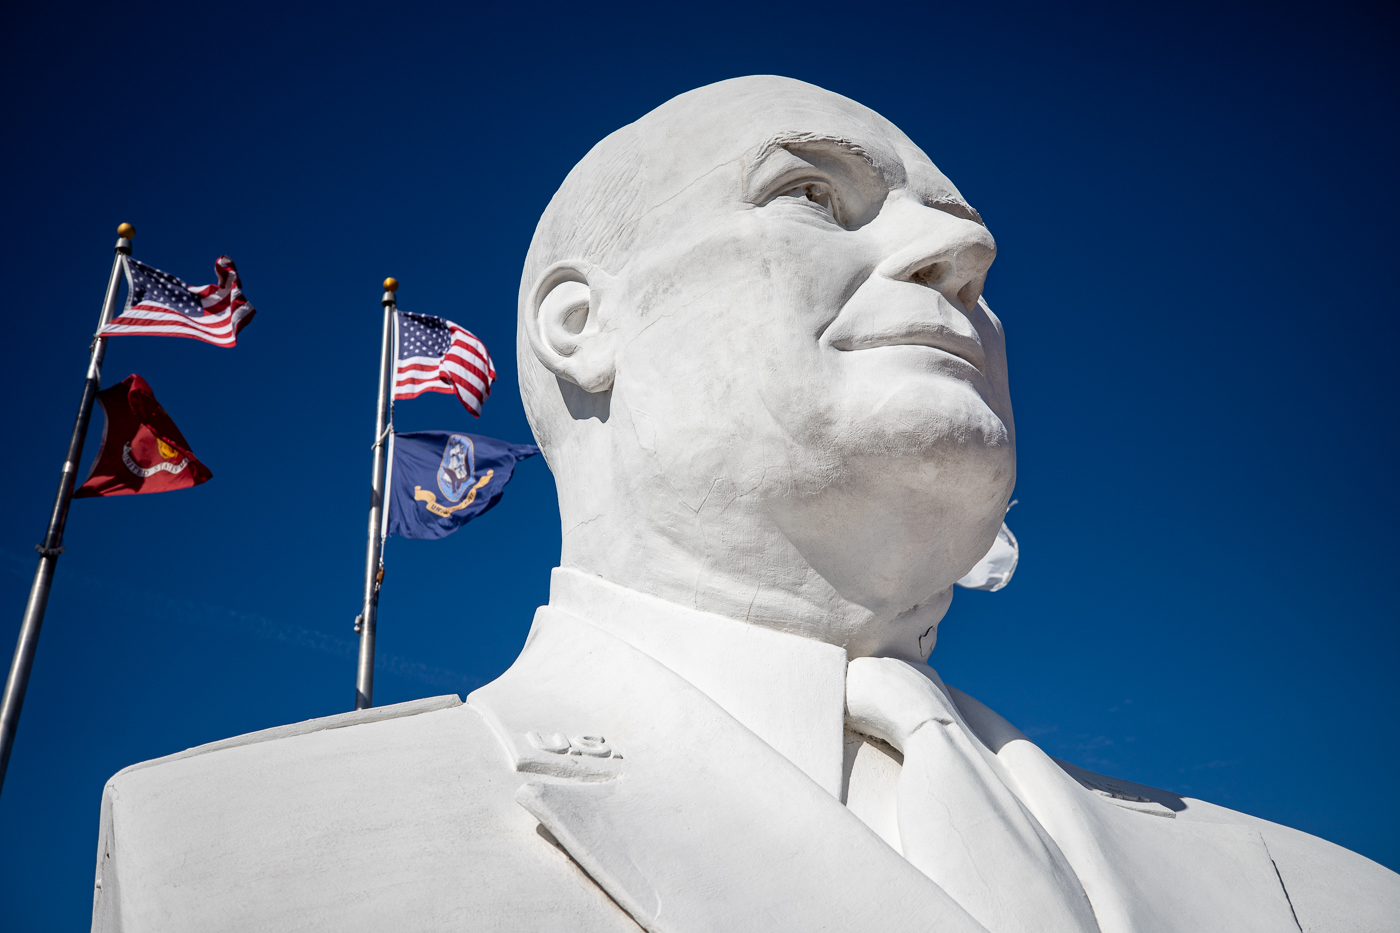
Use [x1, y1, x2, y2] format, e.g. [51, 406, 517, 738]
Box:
[765, 464, 1006, 623]
[762, 387, 1013, 611]
[854, 374, 1011, 457]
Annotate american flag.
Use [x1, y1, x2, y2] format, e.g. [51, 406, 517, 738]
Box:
[393, 311, 496, 416]
[100, 256, 255, 348]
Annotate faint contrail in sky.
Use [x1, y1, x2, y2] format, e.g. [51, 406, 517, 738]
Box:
[0, 550, 481, 694]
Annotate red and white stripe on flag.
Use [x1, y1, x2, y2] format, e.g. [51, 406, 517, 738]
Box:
[100, 256, 256, 348]
[392, 312, 496, 416]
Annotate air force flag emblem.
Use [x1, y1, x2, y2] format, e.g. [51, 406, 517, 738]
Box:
[384, 430, 539, 541]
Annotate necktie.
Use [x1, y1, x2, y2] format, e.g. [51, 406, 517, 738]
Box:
[847, 656, 1100, 933]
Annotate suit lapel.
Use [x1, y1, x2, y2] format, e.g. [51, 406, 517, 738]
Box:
[470, 608, 989, 933]
[945, 684, 1301, 933]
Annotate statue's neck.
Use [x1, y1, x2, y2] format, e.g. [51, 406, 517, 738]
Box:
[556, 501, 952, 662]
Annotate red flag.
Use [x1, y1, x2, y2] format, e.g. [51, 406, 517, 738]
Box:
[75, 375, 212, 498]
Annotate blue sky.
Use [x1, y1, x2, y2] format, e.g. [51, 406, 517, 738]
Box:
[1, 1, 1396, 926]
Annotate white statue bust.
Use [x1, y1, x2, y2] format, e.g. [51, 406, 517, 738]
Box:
[90, 76, 1398, 933]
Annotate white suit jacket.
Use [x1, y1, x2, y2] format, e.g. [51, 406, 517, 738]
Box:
[91, 574, 1399, 932]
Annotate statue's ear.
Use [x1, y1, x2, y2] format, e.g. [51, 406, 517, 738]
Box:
[525, 261, 618, 393]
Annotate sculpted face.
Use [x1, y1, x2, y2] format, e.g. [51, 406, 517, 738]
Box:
[522, 77, 1015, 659]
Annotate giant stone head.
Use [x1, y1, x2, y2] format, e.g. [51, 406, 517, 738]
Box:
[518, 76, 1015, 662]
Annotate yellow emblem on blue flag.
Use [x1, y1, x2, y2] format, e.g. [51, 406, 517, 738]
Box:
[385, 430, 539, 540]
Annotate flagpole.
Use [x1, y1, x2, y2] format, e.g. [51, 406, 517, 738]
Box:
[354, 277, 397, 710]
[0, 223, 134, 797]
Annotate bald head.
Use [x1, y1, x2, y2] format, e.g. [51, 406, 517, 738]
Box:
[518, 76, 976, 456]
[515, 76, 1013, 657]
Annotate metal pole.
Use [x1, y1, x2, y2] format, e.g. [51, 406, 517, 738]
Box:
[354, 277, 398, 709]
[0, 223, 134, 797]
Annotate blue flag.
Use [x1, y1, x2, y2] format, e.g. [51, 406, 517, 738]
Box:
[384, 431, 539, 541]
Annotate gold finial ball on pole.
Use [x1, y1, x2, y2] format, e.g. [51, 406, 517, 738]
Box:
[116, 223, 135, 239]
[382, 277, 399, 293]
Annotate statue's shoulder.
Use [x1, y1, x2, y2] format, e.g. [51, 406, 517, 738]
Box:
[1056, 758, 1400, 932]
[110, 693, 469, 779]
[951, 681, 1399, 928]
[93, 694, 639, 933]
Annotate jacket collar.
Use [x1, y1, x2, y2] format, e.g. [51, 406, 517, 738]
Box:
[946, 686, 1301, 933]
[471, 575, 1299, 933]
[468, 605, 989, 933]
[546, 568, 849, 797]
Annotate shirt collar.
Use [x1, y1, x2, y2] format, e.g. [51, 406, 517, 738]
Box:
[548, 567, 850, 797]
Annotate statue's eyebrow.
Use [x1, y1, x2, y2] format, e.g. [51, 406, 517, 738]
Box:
[742, 133, 882, 203]
[750, 132, 877, 170]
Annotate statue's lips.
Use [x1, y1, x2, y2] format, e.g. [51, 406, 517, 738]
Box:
[828, 324, 987, 374]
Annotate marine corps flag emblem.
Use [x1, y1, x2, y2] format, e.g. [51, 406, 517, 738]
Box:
[75, 374, 212, 498]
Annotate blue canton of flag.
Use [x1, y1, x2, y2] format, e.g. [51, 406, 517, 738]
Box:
[384, 431, 539, 541]
[100, 256, 256, 347]
[393, 312, 496, 416]
[129, 263, 203, 316]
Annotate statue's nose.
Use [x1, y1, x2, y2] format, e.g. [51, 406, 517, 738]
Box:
[873, 198, 997, 312]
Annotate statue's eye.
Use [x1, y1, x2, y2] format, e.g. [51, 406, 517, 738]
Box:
[776, 181, 839, 222]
